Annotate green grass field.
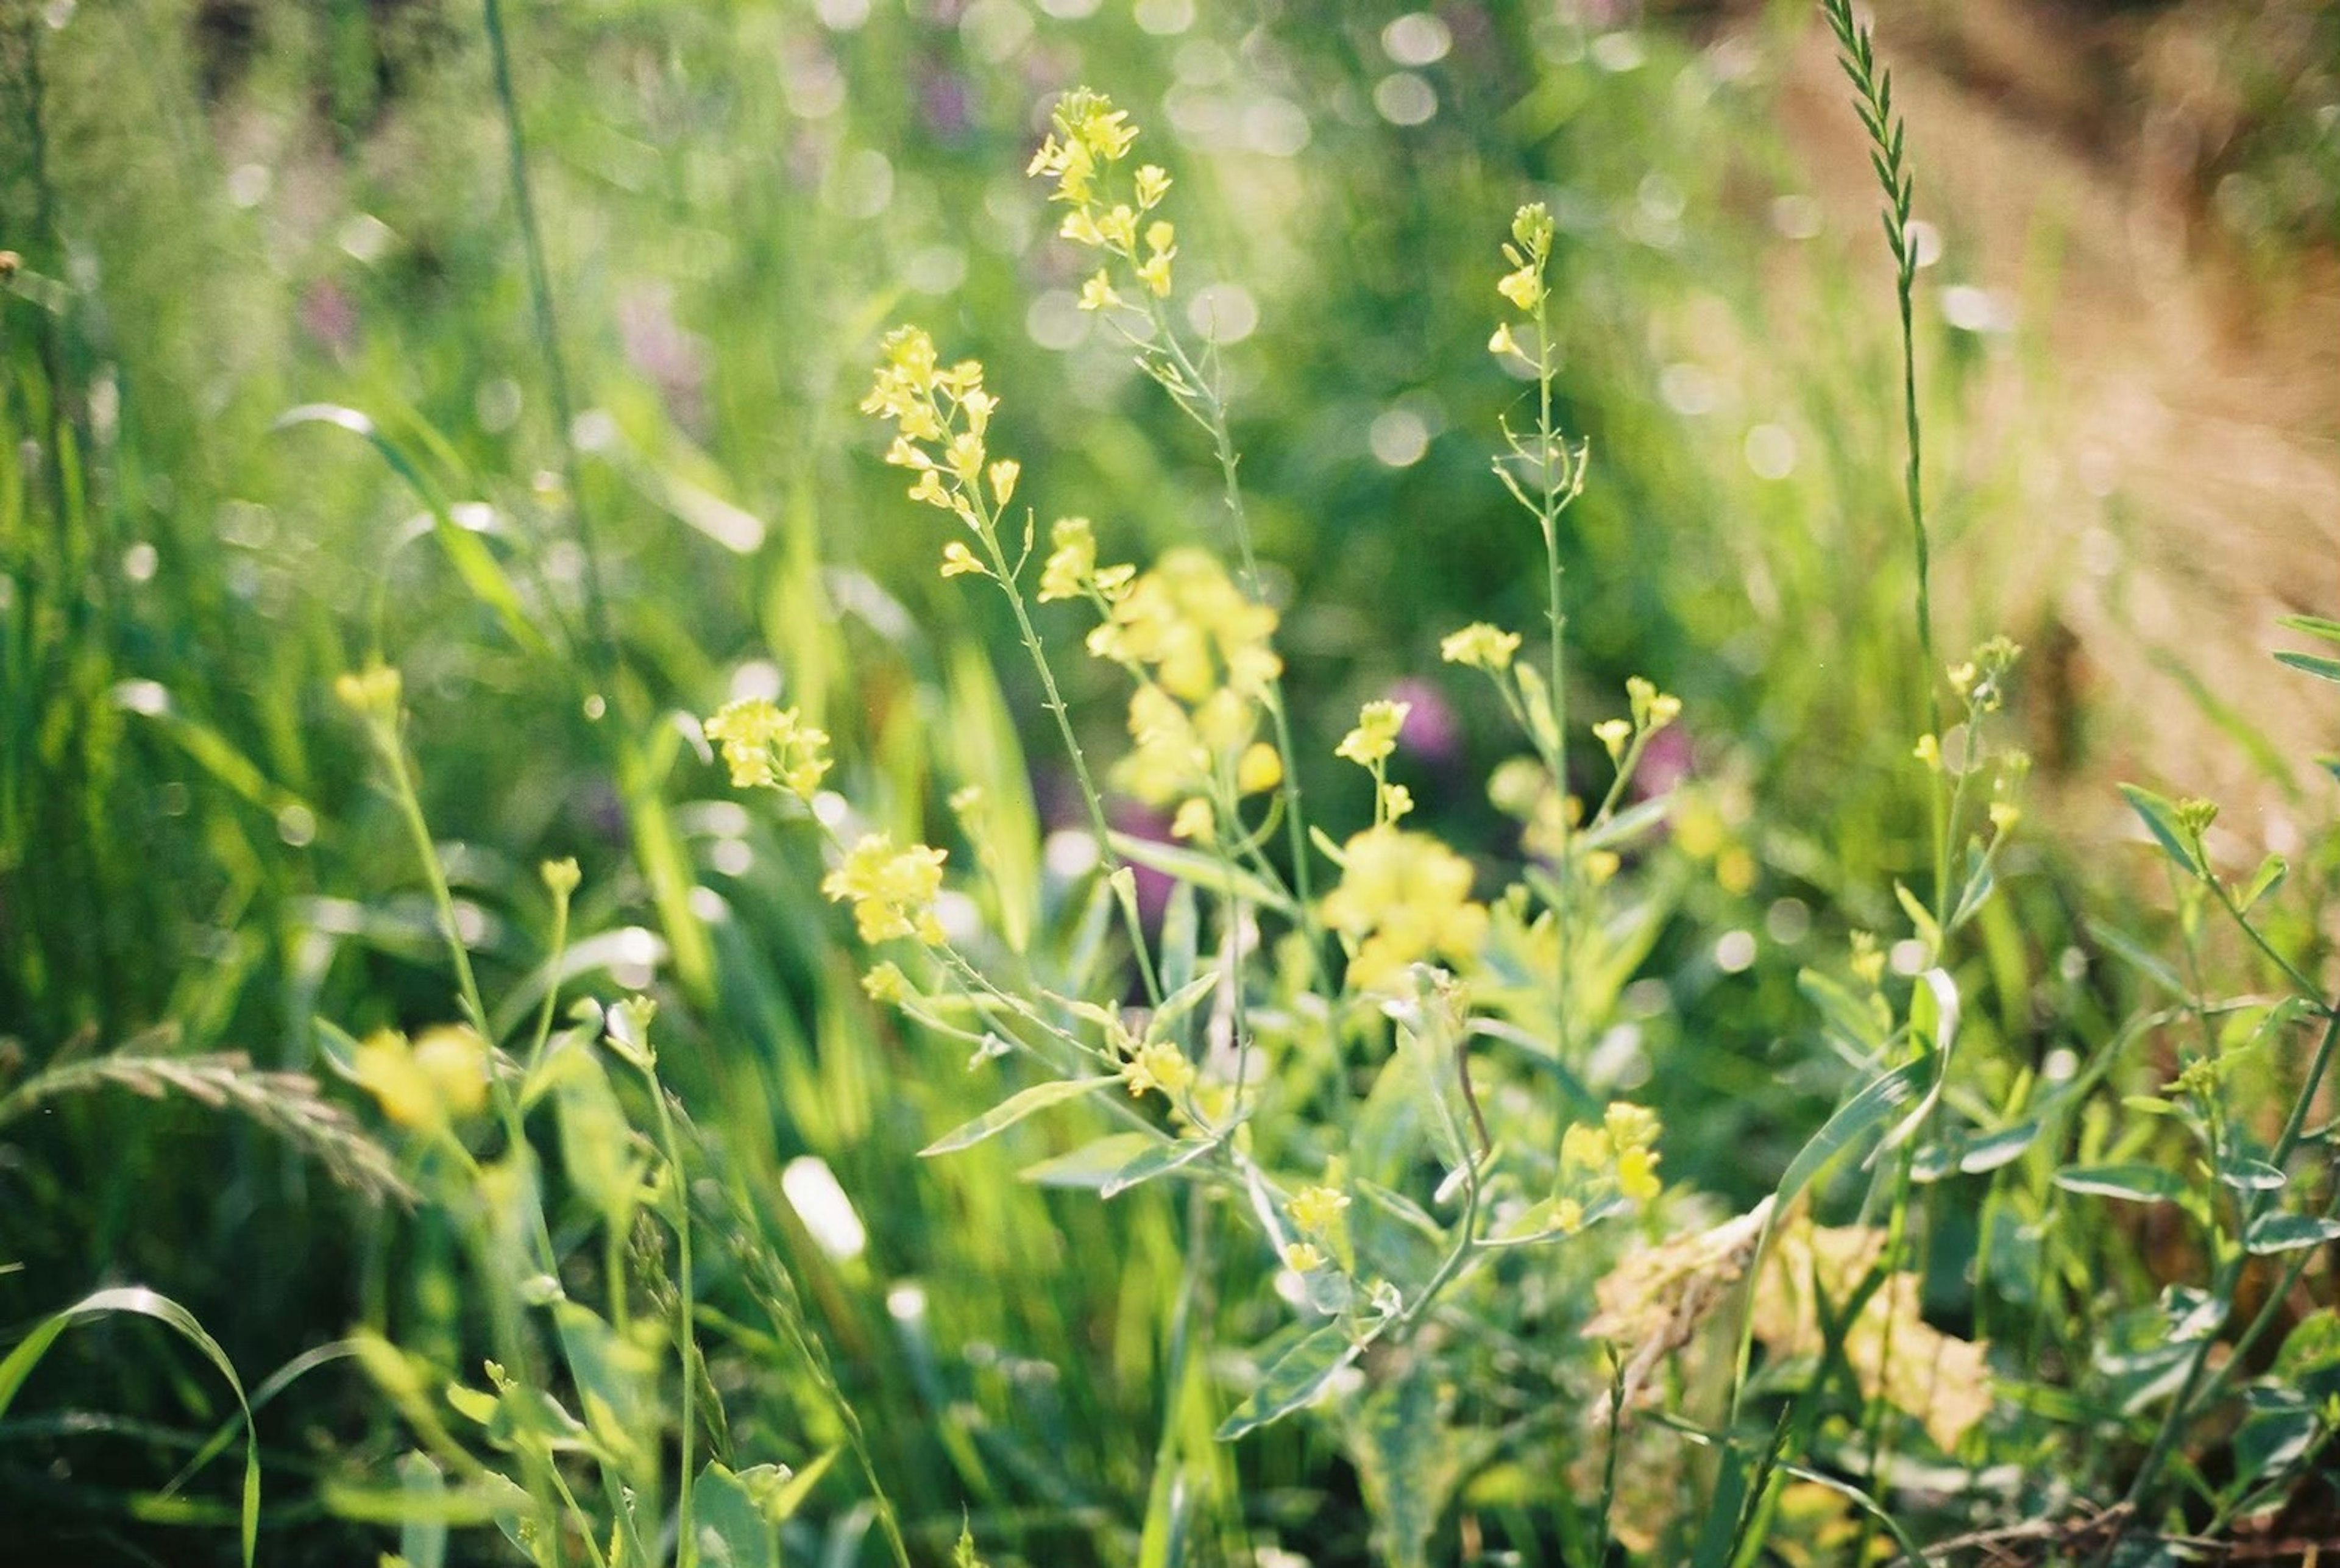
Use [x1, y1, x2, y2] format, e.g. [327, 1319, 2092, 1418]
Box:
[5, 2, 2340, 1565]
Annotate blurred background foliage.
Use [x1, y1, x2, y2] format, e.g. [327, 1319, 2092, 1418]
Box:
[4, 0, 2339, 1561]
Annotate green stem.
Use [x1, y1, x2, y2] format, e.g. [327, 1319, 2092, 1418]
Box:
[971, 517, 1163, 1006]
[373, 717, 491, 1041]
[642, 1063, 699, 1568]
[1536, 295, 1573, 1076]
[481, 0, 619, 680]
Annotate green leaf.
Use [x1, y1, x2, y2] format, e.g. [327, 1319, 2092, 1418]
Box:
[2054, 1163, 2185, 1204]
[2215, 1155, 2287, 1193]
[692, 1461, 779, 1568]
[275, 404, 553, 661]
[1215, 1322, 1367, 1439]
[1144, 971, 1222, 1045]
[2119, 784, 2201, 875]
[1107, 831, 1296, 914]
[1349, 1360, 1455, 1568]
[2277, 613, 2340, 645]
[549, 1047, 648, 1227]
[1892, 879, 1940, 955]
[0, 1287, 260, 1568]
[1159, 881, 1199, 996]
[2275, 650, 2340, 684]
[1101, 1135, 1221, 1199]
[1912, 1119, 2039, 1182]
[2241, 854, 2290, 913]
[920, 1076, 1118, 1157]
[1775, 1055, 1932, 1210]
[1512, 662, 1562, 761]
[1580, 794, 1672, 851]
[1019, 1132, 1161, 1188]
[1797, 968, 1890, 1054]
[2086, 918, 2188, 999]
[551, 1302, 658, 1477]
[2244, 1212, 2340, 1255]
[321, 1477, 522, 1528]
[1947, 850, 1996, 935]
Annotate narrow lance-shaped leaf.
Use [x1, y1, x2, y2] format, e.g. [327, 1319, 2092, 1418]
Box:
[920, 1076, 1119, 1157]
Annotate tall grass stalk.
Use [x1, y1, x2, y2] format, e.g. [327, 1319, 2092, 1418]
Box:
[481, 0, 618, 679]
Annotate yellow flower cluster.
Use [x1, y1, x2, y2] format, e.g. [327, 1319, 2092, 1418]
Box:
[1552, 1102, 1664, 1230]
[1495, 202, 1555, 314]
[861, 325, 1021, 545]
[1320, 826, 1489, 991]
[821, 834, 949, 945]
[1439, 622, 1520, 671]
[1283, 1177, 1350, 1272]
[1085, 548, 1286, 812]
[1335, 700, 1409, 768]
[335, 662, 403, 725]
[1288, 1182, 1350, 1237]
[1121, 1037, 1196, 1100]
[354, 1024, 491, 1132]
[1036, 516, 1135, 605]
[1027, 88, 1177, 308]
[703, 698, 832, 801]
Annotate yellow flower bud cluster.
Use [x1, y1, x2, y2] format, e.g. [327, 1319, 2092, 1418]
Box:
[1551, 1101, 1664, 1230]
[1336, 700, 1409, 768]
[335, 662, 403, 726]
[821, 834, 949, 946]
[1120, 1036, 1196, 1101]
[861, 325, 1021, 551]
[1320, 826, 1489, 992]
[1439, 622, 1521, 671]
[703, 698, 832, 801]
[1027, 88, 1178, 308]
[353, 1024, 491, 1132]
[1496, 202, 1555, 314]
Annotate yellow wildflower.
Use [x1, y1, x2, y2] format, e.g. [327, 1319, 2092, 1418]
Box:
[1487, 322, 1519, 357]
[354, 1024, 490, 1132]
[1288, 1184, 1350, 1236]
[1594, 718, 1633, 760]
[1497, 267, 1544, 311]
[987, 459, 1019, 506]
[335, 663, 403, 724]
[861, 962, 912, 1004]
[1078, 270, 1122, 313]
[703, 698, 833, 801]
[822, 834, 948, 945]
[1134, 165, 1172, 209]
[1336, 700, 1410, 768]
[1170, 796, 1214, 843]
[1380, 781, 1416, 822]
[1122, 1037, 1194, 1099]
[1439, 622, 1520, 670]
[1037, 517, 1099, 602]
[1281, 1241, 1327, 1273]
[940, 541, 987, 578]
[1319, 826, 1488, 990]
[1236, 741, 1283, 795]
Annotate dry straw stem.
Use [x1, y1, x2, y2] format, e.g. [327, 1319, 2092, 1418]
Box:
[0, 1045, 410, 1205]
